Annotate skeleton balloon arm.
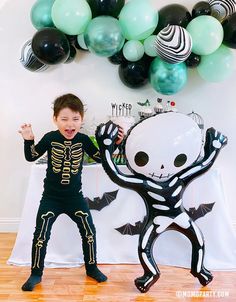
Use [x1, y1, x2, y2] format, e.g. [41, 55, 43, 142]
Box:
[178, 127, 227, 185]
[103, 149, 145, 189]
[96, 122, 145, 189]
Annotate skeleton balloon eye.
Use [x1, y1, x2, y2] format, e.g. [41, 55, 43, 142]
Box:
[174, 153, 187, 167]
[134, 151, 149, 167]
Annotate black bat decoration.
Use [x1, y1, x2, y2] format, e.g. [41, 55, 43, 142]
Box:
[85, 190, 119, 211]
[185, 202, 215, 221]
[115, 220, 145, 235]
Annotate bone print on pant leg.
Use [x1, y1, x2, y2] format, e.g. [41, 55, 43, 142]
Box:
[75, 210, 96, 265]
[32, 211, 56, 274]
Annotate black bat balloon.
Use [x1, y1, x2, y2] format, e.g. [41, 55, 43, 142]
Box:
[85, 190, 119, 211]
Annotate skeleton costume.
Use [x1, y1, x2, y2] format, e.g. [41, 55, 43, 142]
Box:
[23, 130, 102, 281]
[96, 115, 227, 293]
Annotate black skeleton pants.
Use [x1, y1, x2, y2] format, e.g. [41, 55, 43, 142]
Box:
[30, 194, 97, 276]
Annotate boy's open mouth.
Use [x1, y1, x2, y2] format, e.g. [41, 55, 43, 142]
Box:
[65, 129, 76, 136]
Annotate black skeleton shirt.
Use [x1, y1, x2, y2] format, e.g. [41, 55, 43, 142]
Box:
[24, 130, 101, 199]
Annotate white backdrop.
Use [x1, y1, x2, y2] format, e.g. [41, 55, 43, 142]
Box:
[0, 0, 236, 230]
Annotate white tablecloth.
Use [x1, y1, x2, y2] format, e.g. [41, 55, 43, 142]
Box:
[8, 164, 236, 270]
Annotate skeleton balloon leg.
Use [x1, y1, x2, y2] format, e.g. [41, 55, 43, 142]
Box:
[135, 222, 160, 293]
[173, 220, 213, 286]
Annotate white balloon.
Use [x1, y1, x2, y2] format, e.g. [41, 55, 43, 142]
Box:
[20, 40, 49, 72]
[154, 25, 192, 64]
[209, 0, 236, 21]
[125, 112, 203, 181]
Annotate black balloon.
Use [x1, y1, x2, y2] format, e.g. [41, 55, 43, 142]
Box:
[32, 27, 70, 65]
[118, 55, 153, 88]
[87, 0, 125, 18]
[192, 1, 211, 18]
[64, 45, 77, 64]
[222, 13, 236, 49]
[185, 52, 201, 68]
[108, 49, 126, 65]
[66, 34, 77, 45]
[155, 4, 192, 34]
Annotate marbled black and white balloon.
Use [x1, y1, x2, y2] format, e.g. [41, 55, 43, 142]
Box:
[20, 40, 49, 72]
[154, 25, 192, 64]
[209, 0, 236, 21]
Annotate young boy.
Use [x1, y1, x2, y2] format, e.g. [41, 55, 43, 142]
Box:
[19, 93, 124, 291]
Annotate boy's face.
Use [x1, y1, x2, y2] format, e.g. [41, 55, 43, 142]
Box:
[54, 107, 83, 140]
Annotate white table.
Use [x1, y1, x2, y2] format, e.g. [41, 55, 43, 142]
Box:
[8, 164, 236, 270]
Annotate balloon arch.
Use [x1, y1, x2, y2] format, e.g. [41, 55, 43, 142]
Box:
[20, 0, 236, 95]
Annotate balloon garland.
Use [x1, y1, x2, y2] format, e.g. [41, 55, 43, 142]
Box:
[20, 0, 236, 95]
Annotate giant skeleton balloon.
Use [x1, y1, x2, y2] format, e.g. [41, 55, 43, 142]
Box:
[96, 112, 227, 293]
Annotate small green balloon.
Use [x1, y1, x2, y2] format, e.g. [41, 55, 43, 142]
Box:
[123, 40, 144, 62]
[84, 16, 125, 57]
[52, 0, 92, 35]
[144, 35, 157, 57]
[30, 0, 55, 29]
[149, 57, 188, 95]
[186, 15, 223, 55]
[197, 45, 235, 82]
[119, 0, 158, 40]
[77, 33, 88, 50]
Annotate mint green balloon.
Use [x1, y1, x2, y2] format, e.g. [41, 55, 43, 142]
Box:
[52, 0, 92, 35]
[186, 15, 223, 55]
[149, 57, 187, 95]
[30, 0, 55, 29]
[119, 0, 158, 40]
[123, 40, 144, 62]
[77, 33, 88, 50]
[84, 16, 125, 57]
[197, 45, 235, 82]
[144, 35, 157, 57]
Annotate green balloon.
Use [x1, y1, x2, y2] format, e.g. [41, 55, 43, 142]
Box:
[123, 40, 144, 62]
[144, 35, 157, 57]
[84, 16, 125, 57]
[77, 33, 88, 50]
[30, 0, 55, 29]
[119, 0, 158, 40]
[197, 45, 235, 82]
[149, 57, 188, 95]
[52, 0, 92, 35]
[186, 15, 223, 55]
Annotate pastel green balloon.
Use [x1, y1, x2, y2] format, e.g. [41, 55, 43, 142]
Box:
[119, 0, 158, 40]
[84, 16, 125, 57]
[149, 57, 187, 95]
[77, 33, 88, 50]
[144, 35, 157, 57]
[30, 0, 55, 29]
[52, 0, 92, 35]
[197, 45, 235, 82]
[123, 40, 144, 62]
[186, 15, 223, 55]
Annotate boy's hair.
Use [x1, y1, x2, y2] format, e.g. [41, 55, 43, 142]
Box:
[53, 94, 84, 118]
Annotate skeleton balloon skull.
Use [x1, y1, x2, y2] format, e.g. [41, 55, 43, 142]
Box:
[125, 112, 203, 180]
[96, 112, 227, 293]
